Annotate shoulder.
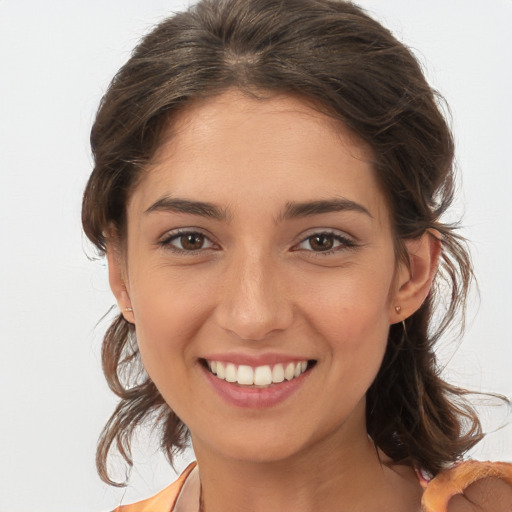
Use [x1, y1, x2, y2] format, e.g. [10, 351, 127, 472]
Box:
[421, 460, 512, 512]
[111, 462, 197, 512]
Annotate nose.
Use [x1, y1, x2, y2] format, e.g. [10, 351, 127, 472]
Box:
[214, 252, 294, 342]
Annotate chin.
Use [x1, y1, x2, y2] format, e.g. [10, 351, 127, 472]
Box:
[191, 411, 355, 467]
[210, 438, 308, 465]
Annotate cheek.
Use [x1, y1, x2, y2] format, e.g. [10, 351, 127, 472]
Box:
[299, 265, 394, 340]
[127, 269, 214, 385]
[131, 265, 212, 335]
[297, 264, 393, 385]
[314, 296, 390, 374]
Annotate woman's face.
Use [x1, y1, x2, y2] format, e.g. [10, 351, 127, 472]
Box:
[114, 90, 407, 463]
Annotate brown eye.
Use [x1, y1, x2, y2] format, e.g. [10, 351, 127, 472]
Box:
[180, 233, 205, 250]
[294, 230, 355, 254]
[309, 233, 335, 251]
[160, 231, 215, 252]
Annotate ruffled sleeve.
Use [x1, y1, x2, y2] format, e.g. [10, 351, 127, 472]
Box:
[421, 460, 512, 512]
[112, 462, 197, 512]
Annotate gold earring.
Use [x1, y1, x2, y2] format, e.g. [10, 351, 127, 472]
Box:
[395, 305, 401, 314]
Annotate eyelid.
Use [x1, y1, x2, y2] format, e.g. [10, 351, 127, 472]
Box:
[158, 227, 219, 253]
[157, 227, 356, 256]
[292, 228, 357, 253]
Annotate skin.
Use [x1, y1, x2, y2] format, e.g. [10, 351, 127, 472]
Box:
[109, 90, 442, 512]
[449, 477, 512, 512]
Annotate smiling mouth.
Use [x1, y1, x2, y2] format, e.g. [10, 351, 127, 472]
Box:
[202, 359, 316, 387]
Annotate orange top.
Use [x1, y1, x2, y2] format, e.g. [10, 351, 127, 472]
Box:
[112, 462, 197, 512]
[113, 460, 512, 512]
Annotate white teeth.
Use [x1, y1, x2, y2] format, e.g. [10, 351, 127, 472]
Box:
[207, 360, 310, 386]
[254, 365, 273, 386]
[237, 365, 254, 385]
[284, 362, 295, 381]
[225, 363, 237, 383]
[216, 362, 226, 379]
[271, 364, 285, 383]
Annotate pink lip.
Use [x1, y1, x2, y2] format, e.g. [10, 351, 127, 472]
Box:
[202, 352, 310, 366]
[200, 362, 312, 409]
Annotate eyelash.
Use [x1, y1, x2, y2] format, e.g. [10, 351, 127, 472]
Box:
[158, 229, 218, 254]
[158, 229, 356, 255]
[292, 230, 356, 256]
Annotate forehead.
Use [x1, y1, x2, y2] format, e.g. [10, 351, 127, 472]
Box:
[129, 90, 388, 223]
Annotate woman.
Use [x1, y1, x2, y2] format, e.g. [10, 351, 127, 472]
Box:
[82, 0, 512, 510]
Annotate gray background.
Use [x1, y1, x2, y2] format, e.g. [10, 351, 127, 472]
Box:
[1, 1, 511, 511]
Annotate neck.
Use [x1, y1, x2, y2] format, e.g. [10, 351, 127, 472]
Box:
[192, 423, 422, 512]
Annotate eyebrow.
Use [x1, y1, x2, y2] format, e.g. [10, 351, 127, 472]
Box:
[279, 198, 373, 221]
[144, 196, 372, 222]
[145, 197, 228, 221]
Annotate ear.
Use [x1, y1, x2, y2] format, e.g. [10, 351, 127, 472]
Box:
[106, 243, 135, 324]
[390, 230, 441, 324]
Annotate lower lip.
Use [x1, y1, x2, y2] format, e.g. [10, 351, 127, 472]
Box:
[201, 364, 311, 409]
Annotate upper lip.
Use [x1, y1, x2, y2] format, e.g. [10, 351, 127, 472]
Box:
[201, 353, 313, 367]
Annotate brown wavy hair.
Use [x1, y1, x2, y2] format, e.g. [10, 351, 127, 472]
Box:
[83, 0, 485, 486]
